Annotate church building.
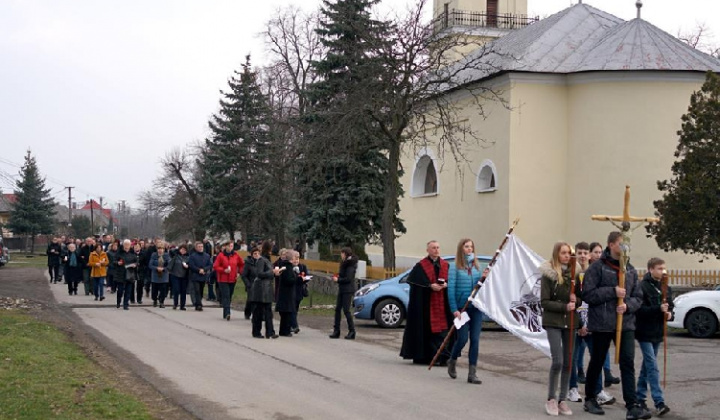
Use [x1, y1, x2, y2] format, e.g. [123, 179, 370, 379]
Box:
[366, 0, 720, 270]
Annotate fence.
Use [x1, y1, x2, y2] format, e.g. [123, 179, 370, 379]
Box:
[433, 10, 539, 32]
[236, 250, 407, 280]
[636, 269, 720, 287]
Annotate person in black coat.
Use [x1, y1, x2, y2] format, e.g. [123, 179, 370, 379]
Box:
[581, 231, 645, 418]
[243, 247, 276, 338]
[292, 258, 310, 334]
[141, 240, 158, 300]
[330, 248, 358, 339]
[46, 237, 62, 283]
[63, 243, 83, 295]
[635, 258, 673, 416]
[274, 249, 297, 337]
[79, 238, 94, 295]
[188, 241, 212, 311]
[115, 240, 139, 310]
[400, 241, 453, 365]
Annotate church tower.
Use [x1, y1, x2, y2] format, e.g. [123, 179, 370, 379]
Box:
[432, 0, 536, 61]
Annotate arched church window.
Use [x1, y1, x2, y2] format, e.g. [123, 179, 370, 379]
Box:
[411, 155, 439, 197]
[476, 160, 497, 193]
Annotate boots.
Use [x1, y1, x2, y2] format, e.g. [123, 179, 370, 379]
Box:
[447, 359, 457, 379]
[329, 330, 341, 339]
[344, 330, 356, 340]
[467, 365, 482, 384]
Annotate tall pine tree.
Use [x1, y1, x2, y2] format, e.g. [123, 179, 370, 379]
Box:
[7, 150, 56, 252]
[648, 72, 720, 258]
[198, 56, 273, 239]
[297, 0, 402, 252]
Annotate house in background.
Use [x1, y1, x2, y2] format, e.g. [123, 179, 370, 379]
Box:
[0, 193, 17, 237]
[366, 0, 720, 270]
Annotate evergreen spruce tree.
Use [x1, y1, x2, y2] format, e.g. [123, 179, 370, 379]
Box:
[198, 56, 273, 239]
[648, 72, 720, 257]
[297, 0, 401, 251]
[70, 215, 92, 238]
[7, 150, 56, 252]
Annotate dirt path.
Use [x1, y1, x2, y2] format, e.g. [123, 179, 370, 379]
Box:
[0, 266, 198, 420]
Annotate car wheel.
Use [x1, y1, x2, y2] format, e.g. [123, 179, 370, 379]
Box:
[685, 308, 718, 338]
[374, 298, 405, 328]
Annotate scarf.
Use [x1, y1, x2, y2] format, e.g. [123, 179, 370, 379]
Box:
[69, 252, 77, 267]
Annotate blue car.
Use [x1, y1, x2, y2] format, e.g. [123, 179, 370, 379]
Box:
[353, 256, 491, 328]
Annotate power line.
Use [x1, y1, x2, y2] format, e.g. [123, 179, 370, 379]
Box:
[0, 156, 122, 207]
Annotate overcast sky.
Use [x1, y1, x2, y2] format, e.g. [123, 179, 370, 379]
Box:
[1, 0, 718, 210]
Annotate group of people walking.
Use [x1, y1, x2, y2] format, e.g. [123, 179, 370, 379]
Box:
[540, 233, 672, 419]
[400, 232, 672, 420]
[47, 235, 359, 341]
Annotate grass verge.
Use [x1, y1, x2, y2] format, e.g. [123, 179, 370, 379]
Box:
[4, 252, 49, 269]
[0, 310, 154, 420]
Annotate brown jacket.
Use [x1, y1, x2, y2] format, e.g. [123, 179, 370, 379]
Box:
[88, 251, 109, 278]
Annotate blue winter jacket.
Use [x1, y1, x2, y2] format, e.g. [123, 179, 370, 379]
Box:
[149, 252, 170, 283]
[188, 251, 212, 283]
[448, 259, 483, 313]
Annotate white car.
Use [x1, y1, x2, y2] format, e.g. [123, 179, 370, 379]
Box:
[668, 286, 720, 338]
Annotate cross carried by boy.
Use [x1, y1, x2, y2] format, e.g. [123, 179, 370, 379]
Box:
[590, 185, 659, 363]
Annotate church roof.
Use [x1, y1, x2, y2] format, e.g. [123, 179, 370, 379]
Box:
[453, 2, 720, 84]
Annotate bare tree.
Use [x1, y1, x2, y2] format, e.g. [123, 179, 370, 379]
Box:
[263, 6, 325, 117]
[139, 147, 205, 241]
[678, 23, 720, 58]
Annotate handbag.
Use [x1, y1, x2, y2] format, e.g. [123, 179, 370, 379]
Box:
[302, 283, 309, 297]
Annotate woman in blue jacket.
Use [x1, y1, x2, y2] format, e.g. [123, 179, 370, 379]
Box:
[149, 243, 170, 308]
[447, 238, 486, 384]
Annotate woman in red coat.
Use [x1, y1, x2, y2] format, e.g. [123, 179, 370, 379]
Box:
[213, 240, 245, 321]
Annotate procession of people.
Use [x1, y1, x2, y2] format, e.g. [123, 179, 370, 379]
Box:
[47, 228, 673, 420]
[47, 235, 312, 332]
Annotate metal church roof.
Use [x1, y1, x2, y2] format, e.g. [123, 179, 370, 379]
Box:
[452, 2, 720, 84]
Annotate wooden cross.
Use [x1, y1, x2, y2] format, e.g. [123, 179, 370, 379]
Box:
[590, 185, 659, 363]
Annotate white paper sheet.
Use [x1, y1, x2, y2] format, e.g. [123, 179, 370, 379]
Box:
[453, 311, 470, 329]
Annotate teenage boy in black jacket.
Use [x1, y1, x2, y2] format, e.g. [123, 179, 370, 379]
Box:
[582, 231, 650, 420]
[635, 258, 673, 417]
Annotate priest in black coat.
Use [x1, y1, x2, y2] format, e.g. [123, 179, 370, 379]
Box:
[400, 240, 454, 365]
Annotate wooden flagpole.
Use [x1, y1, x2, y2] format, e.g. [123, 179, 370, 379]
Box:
[661, 270, 669, 389]
[567, 254, 577, 373]
[428, 218, 520, 370]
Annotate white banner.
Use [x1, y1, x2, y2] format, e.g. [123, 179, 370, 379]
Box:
[472, 234, 551, 357]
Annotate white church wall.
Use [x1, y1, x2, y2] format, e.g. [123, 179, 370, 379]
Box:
[507, 75, 569, 259]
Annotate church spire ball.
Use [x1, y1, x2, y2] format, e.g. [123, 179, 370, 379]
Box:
[636, 0, 643, 19]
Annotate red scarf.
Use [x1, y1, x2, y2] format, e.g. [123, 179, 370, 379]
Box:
[419, 257, 449, 333]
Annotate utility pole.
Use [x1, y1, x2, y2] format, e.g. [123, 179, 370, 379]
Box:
[65, 186, 74, 233]
[89, 199, 95, 237]
[98, 197, 104, 234]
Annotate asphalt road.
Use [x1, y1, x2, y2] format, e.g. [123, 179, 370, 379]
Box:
[49, 282, 719, 420]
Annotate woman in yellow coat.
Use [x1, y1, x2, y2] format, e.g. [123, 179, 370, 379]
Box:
[88, 243, 109, 301]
